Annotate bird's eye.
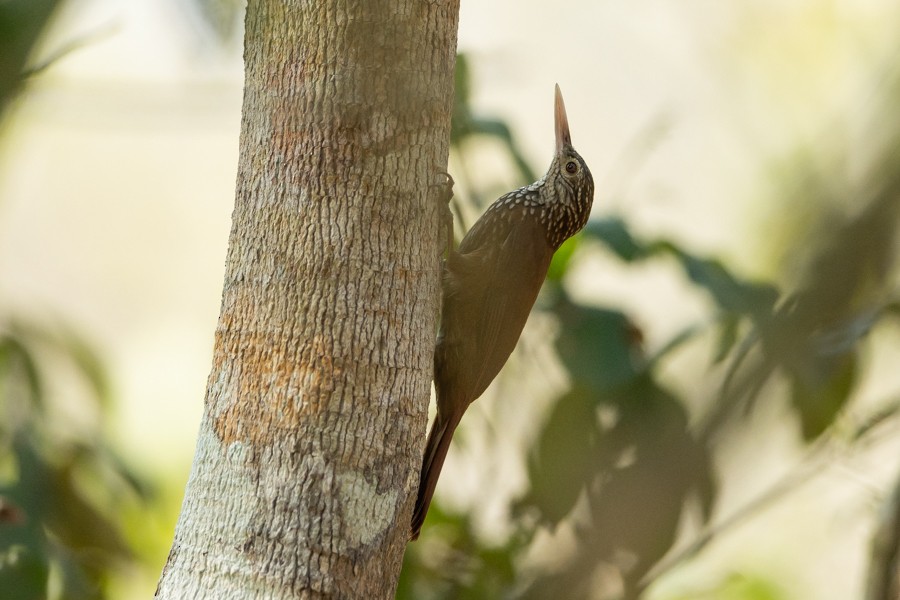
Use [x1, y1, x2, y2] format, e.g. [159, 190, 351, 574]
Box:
[565, 161, 578, 174]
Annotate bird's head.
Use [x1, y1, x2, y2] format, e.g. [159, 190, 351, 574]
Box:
[542, 84, 594, 245]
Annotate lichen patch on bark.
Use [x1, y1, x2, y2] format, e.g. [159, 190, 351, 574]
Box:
[337, 471, 398, 548]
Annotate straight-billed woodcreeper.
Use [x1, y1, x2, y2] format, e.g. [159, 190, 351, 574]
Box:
[410, 85, 595, 540]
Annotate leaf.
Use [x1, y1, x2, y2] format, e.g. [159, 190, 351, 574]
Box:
[517, 387, 600, 526]
[546, 233, 582, 282]
[0, 333, 44, 414]
[789, 352, 857, 441]
[0, 0, 62, 115]
[647, 322, 705, 367]
[662, 246, 779, 317]
[515, 377, 718, 599]
[713, 315, 741, 364]
[181, 0, 243, 43]
[670, 573, 788, 600]
[583, 216, 647, 262]
[583, 220, 780, 319]
[11, 318, 111, 411]
[96, 443, 156, 502]
[54, 325, 112, 409]
[449, 52, 536, 184]
[397, 499, 523, 600]
[554, 299, 644, 393]
[587, 377, 717, 568]
[0, 490, 51, 600]
[7, 435, 132, 585]
[0, 544, 49, 600]
[753, 305, 871, 440]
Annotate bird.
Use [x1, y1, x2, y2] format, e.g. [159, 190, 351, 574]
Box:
[410, 84, 595, 540]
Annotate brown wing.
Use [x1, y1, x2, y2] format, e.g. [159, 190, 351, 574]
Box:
[436, 209, 554, 407]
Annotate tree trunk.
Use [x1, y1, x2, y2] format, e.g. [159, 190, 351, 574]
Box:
[155, 1, 459, 598]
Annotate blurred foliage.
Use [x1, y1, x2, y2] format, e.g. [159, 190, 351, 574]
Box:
[180, 0, 244, 47]
[446, 54, 538, 231]
[866, 463, 900, 600]
[668, 573, 787, 600]
[398, 53, 900, 599]
[0, 320, 152, 600]
[0, 5, 152, 600]
[0, 0, 60, 119]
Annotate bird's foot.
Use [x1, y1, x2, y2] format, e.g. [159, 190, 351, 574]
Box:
[434, 168, 455, 256]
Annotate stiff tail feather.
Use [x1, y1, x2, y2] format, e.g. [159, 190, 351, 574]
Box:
[410, 413, 461, 540]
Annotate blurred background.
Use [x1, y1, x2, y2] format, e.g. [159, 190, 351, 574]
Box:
[3, 0, 900, 599]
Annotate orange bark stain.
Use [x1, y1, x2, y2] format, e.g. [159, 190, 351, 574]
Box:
[211, 328, 336, 448]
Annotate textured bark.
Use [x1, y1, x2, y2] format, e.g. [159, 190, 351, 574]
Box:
[155, 1, 459, 598]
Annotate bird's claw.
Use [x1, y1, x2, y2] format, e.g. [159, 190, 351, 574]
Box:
[433, 167, 455, 256]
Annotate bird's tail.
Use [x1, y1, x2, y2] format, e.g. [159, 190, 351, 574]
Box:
[410, 412, 461, 540]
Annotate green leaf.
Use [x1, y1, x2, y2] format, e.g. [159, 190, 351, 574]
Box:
[0, 333, 44, 415]
[789, 352, 857, 440]
[182, 0, 243, 43]
[647, 322, 705, 367]
[517, 387, 599, 526]
[584, 216, 647, 262]
[663, 246, 779, 317]
[668, 573, 787, 600]
[0, 544, 49, 600]
[583, 219, 779, 319]
[584, 377, 716, 571]
[55, 325, 112, 409]
[0, 0, 62, 116]
[449, 52, 536, 185]
[554, 299, 644, 392]
[713, 315, 741, 364]
[546, 233, 582, 282]
[10, 318, 111, 411]
[397, 500, 523, 600]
